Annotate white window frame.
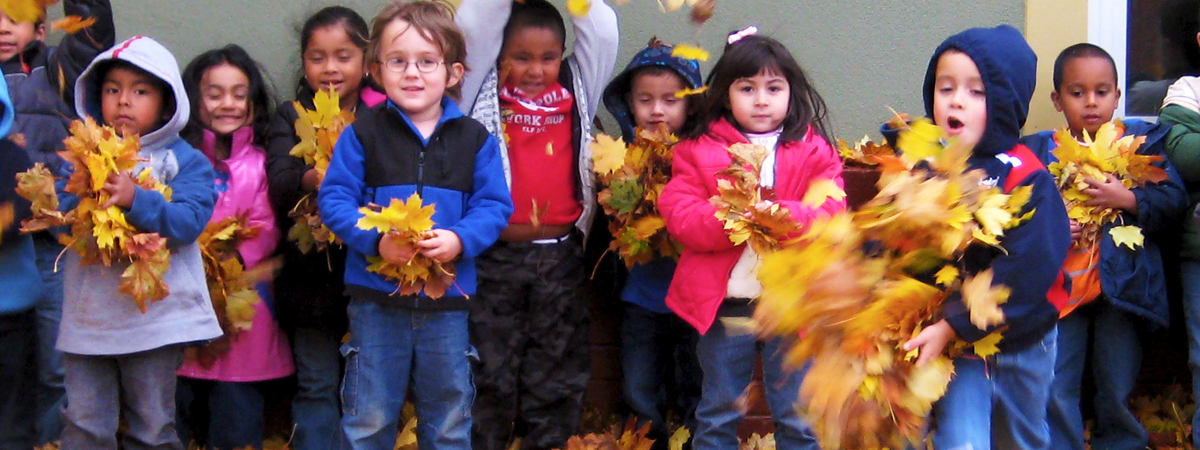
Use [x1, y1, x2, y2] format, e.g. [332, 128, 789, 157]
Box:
[1090, 0, 1133, 117]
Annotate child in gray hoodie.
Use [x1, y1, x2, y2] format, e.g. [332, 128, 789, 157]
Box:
[57, 36, 221, 450]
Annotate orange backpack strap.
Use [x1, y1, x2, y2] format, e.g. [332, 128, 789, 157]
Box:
[999, 145, 1044, 194]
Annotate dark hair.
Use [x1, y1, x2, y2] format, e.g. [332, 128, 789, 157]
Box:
[180, 44, 275, 172]
[1052, 43, 1118, 92]
[1161, 0, 1200, 76]
[96, 59, 176, 131]
[687, 33, 831, 145]
[368, 1, 467, 100]
[296, 6, 371, 97]
[502, 0, 566, 52]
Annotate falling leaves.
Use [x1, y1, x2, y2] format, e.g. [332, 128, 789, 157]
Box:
[566, 0, 591, 17]
[50, 15, 95, 33]
[753, 120, 1030, 449]
[355, 193, 456, 298]
[593, 129, 682, 268]
[670, 43, 709, 62]
[15, 118, 174, 312]
[288, 87, 354, 253]
[1048, 121, 1165, 251]
[673, 85, 707, 99]
[0, 0, 58, 23]
[836, 135, 896, 167]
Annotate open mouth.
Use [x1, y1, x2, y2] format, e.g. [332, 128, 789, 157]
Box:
[946, 117, 965, 131]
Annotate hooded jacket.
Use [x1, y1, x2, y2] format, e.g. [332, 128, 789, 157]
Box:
[3, 0, 114, 178]
[924, 26, 1072, 351]
[1159, 78, 1200, 262]
[57, 36, 222, 355]
[1021, 120, 1188, 330]
[0, 73, 42, 315]
[659, 118, 846, 334]
[601, 44, 702, 314]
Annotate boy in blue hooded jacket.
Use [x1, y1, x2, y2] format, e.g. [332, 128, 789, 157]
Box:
[600, 39, 702, 449]
[1022, 43, 1188, 450]
[900, 25, 1072, 449]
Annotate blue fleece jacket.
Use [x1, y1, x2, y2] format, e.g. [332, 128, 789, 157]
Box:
[923, 26, 1072, 351]
[319, 97, 512, 307]
[1020, 120, 1189, 329]
[0, 73, 43, 315]
[601, 44, 702, 314]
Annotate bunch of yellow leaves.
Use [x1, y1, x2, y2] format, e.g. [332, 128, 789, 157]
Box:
[1048, 121, 1168, 250]
[288, 87, 354, 253]
[711, 143, 813, 254]
[17, 118, 174, 312]
[355, 193, 456, 298]
[198, 215, 264, 337]
[753, 118, 1030, 449]
[837, 135, 896, 167]
[591, 128, 681, 268]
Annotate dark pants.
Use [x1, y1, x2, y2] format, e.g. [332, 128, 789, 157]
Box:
[620, 303, 700, 450]
[469, 238, 589, 450]
[176, 378, 267, 450]
[0, 310, 37, 450]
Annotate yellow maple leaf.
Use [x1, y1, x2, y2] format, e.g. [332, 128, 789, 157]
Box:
[1110, 225, 1144, 250]
[961, 270, 1008, 330]
[671, 43, 709, 62]
[668, 427, 690, 450]
[934, 265, 959, 286]
[896, 117, 944, 162]
[566, 0, 591, 17]
[801, 178, 846, 208]
[972, 331, 1003, 357]
[590, 133, 626, 176]
[673, 85, 708, 99]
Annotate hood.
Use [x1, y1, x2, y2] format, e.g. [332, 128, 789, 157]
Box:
[75, 36, 189, 151]
[923, 25, 1036, 156]
[603, 43, 703, 143]
[0, 68, 12, 138]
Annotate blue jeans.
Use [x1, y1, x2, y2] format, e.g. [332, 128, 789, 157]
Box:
[693, 304, 819, 450]
[176, 378, 266, 450]
[0, 310, 37, 450]
[933, 327, 1057, 450]
[340, 300, 474, 450]
[33, 237, 65, 445]
[1048, 303, 1146, 450]
[1179, 259, 1200, 449]
[620, 303, 700, 450]
[293, 327, 345, 450]
[61, 345, 184, 450]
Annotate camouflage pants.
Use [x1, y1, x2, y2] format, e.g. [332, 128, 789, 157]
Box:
[469, 237, 590, 450]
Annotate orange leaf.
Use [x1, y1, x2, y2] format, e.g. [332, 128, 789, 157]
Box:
[50, 15, 95, 33]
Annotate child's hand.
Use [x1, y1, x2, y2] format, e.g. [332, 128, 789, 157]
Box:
[1069, 219, 1082, 242]
[902, 319, 957, 366]
[379, 232, 417, 265]
[1082, 174, 1138, 214]
[100, 172, 136, 209]
[418, 229, 462, 263]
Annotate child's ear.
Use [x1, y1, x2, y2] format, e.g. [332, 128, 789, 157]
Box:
[34, 22, 46, 41]
[1050, 90, 1064, 113]
[447, 62, 465, 89]
[369, 62, 382, 84]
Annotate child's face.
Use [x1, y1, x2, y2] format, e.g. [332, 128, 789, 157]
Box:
[101, 66, 166, 138]
[0, 11, 45, 62]
[371, 19, 463, 122]
[727, 70, 789, 134]
[627, 71, 688, 135]
[498, 26, 563, 97]
[1051, 56, 1120, 139]
[932, 51, 987, 150]
[197, 63, 251, 135]
[304, 25, 365, 106]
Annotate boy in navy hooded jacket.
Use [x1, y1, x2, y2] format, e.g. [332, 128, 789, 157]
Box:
[900, 25, 1072, 449]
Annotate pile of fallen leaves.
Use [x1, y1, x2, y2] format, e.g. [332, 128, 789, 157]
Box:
[355, 193, 456, 298]
[753, 118, 1032, 449]
[1048, 121, 1168, 251]
[197, 215, 264, 336]
[553, 417, 690, 450]
[591, 129, 681, 267]
[16, 118, 175, 312]
[1135, 384, 1197, 450]
[710, 142, 843, 253]
[287, 88, 354, 253]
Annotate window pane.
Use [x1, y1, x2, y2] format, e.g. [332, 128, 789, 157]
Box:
[1127, 0, 1200, 115]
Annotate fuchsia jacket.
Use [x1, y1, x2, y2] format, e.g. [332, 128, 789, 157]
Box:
[177, 127, 294, 382]
[659, 118, 847, 335]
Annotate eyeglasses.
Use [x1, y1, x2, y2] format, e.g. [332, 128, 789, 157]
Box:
[383, 58, 443, 73]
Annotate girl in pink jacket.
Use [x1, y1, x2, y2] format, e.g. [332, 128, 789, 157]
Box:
[175, 45, 293, 450]
[658, 30, 846, 450]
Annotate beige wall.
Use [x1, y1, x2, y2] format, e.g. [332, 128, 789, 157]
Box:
[1024, 0, 1089, 133]
[46, 1, 1024, 140]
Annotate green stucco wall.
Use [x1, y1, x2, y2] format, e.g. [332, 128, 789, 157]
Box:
[52, 0, 1023, 140]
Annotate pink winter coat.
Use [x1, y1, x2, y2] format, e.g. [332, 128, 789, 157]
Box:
[177, 127, 294, 381]
[659, 118, 846, 335]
